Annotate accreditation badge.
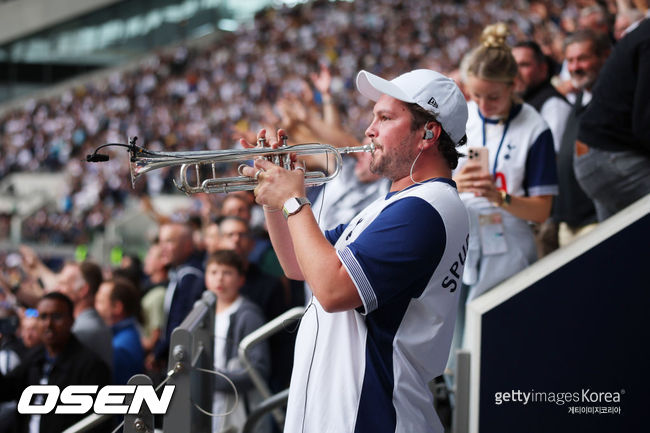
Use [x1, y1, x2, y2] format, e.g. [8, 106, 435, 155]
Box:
[478, 210, 508, 255]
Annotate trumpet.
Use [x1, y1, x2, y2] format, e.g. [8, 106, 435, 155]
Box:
[86, 136, 375, 195]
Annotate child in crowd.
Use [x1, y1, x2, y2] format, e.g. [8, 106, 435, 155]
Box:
[205, 250, 270, 433]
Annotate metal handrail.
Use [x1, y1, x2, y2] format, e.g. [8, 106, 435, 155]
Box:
[238, 306, 305, 428]
[241, 389, 290, 433]
[61, 413, 111, 433]
[61, 374, 155, 433]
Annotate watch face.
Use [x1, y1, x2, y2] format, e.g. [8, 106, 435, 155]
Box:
[283, 197, 310, 219]
[285, 198, 300, 214]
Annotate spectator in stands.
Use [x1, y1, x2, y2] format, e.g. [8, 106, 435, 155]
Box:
[555, 3, 616, 98]
[187, 215, 206, 258]
[578, 3, 615, 42]
[117, 254, 144, 292]
[203, 219, 221, 257]
[217, 216, 291, 392]
[140, 242, 168, 355]
[221, 193, 281, 277]
[55, 261, 114, 372]
[217, 216, 286, 322]
[512, 40, 572, 257]
[614, 7, 646, 40]
[221, 193, 253, 224]
[0, 292, 111, 433]
[0, 305, 25, 371]
[150, 222, 204, 369]
[95, 277, 145, 385]
[0, 304, 24, 433]
[205, 250, 269, 433]
[454, 22, 557, 303]
[513, 40, 571, 154]
[554, 29, 611, 245]
[575, 18, 650, 220]
[20, 308, 42, 349]
[11, 245, 59, 307]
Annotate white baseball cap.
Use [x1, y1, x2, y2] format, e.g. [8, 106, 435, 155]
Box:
[356, 69, 468, 145]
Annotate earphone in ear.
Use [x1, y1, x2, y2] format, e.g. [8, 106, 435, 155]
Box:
[423, 129, 434, 140]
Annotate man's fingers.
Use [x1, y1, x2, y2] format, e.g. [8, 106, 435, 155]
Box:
[240, 165, 258, 178]
[254, 159, 276, 171]
[240, 138, 255, 149]
[240, 128, 267, 149]
[240, 159, 277, 180]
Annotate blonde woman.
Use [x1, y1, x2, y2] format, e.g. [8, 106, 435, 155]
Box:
[454, 23, 558, 302]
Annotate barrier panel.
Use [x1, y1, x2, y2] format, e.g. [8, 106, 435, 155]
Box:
[464, 195, 649, 432]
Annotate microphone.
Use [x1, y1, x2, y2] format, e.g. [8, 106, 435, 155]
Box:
[86, 153, 109, 162]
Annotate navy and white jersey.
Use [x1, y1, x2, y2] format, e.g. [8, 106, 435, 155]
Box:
[457, 101, 558, 300]
[284, 178, 469, 433]
[458, 101, 558, 199]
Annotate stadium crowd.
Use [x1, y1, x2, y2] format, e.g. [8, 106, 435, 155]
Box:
[1, 0, 597, 245]
[1, 0, 649, 431]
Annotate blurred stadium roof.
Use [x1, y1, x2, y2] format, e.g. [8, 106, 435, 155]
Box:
[0, 0, 314, 102]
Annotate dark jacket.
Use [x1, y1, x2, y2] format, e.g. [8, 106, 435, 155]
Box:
[214, 297, 269, 394]
[0, 335, 112, 433]
[154, 253, 205, 360]
[523, 79, 568, 112]
[578, 18, 650, 154]
[554, 91, 597, 227]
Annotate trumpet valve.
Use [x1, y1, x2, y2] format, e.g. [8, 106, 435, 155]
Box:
[282, 153, 292, 170]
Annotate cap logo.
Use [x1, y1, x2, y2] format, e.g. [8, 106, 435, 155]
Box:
[427, 97, 438, 109]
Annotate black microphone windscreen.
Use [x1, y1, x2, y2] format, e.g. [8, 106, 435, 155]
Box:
[87, 154, 109, 162]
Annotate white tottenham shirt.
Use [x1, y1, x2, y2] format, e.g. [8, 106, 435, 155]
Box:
[284, 178, 470, 433]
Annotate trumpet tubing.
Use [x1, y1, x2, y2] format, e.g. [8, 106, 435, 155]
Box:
[107, 138, 375, 195]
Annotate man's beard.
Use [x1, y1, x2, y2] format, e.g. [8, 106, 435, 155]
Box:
[570, 70, 597, 90]
[369, 135, 419, 181]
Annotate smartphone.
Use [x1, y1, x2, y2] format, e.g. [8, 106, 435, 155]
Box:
[467, 147, 489, 174]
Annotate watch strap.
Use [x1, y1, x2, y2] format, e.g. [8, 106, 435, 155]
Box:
[499, 190, 511, 207]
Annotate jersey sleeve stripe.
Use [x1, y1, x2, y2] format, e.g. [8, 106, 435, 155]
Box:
[528, 185, 558, 196]
[337, 246, 378, 314]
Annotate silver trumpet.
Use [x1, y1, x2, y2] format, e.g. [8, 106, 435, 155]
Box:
[87, 136, 375, 195]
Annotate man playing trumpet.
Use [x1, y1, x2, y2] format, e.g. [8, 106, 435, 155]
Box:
[240, 69, 469, 433]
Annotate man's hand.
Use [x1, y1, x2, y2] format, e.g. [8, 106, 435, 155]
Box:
[310, 64, 332, 96]
[240, 129, 306, 210]
[19, 245, 40, 274]
[145, 352, 163, 372]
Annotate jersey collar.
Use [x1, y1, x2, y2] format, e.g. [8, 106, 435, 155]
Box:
[477, 103, 522, 124]
[386, 177, 456, 199]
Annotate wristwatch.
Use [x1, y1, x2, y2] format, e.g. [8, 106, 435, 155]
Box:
[282, 197, 311, 220]
[499, 190, 512, 207]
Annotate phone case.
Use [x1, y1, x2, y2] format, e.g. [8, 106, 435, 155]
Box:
[467, 147, 489, 174]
